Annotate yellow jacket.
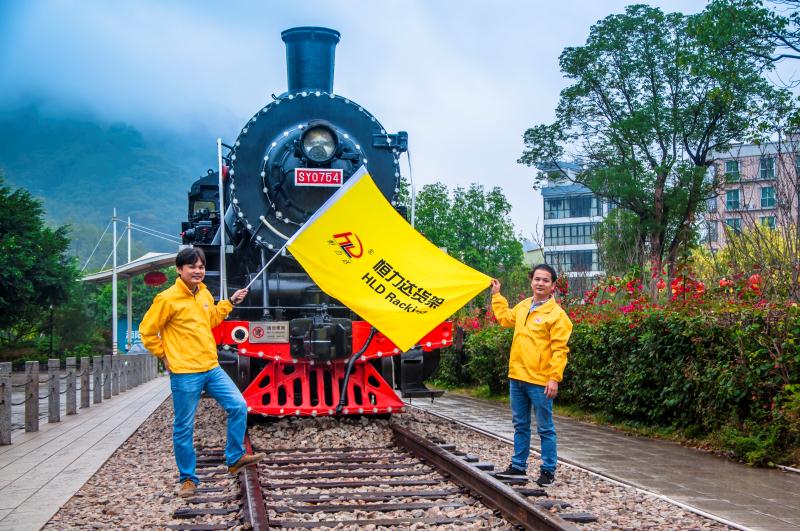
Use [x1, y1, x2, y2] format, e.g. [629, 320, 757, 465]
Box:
[491, 294, 573, 386]
[139, 278, 233, 374]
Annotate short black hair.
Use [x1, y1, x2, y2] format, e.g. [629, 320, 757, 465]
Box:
[176, 247, 206, 268]
[528, 263, 557, 283]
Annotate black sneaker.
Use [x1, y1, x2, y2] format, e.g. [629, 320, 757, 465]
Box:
[495, 465, 527, 478]
[536, 470, 555, 486]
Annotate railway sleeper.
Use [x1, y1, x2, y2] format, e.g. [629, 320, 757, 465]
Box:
[268, 501, 466, 514]
[561, 512, 599, 523]
[263, 478, 440, 489]
[515, 487, 547, 497]
[172, 505, 240, 518]
[166, 521, 240, 531]
[269, 515, 486, 528]
[262, 461, 419, 472]
[537, 499, 573, 510]
[267, 488, 463, 501]
[184, 494, 240, 504]
[265, 468, 439, 480]
[262, 446, 386, 454]
[262, 453, 404, 465]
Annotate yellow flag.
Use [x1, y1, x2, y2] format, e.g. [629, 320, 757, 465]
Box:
[286, 166, 491, 351]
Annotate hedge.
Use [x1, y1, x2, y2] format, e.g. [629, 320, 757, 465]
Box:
[437, 305, 800, 465]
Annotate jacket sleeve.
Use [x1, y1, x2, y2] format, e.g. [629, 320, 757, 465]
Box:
[545, 312, 573, 382]
[139, 293, 172, 359]
[491, 293, 517, 328]
[209, 299, 234, 329]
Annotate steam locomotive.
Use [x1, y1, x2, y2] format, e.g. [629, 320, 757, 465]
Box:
[181, 27, 450, 417]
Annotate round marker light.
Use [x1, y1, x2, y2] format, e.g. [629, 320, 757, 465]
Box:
[301, 125, 337, 163]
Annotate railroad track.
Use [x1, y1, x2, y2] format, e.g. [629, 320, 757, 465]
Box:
[167, 422, 589, 530]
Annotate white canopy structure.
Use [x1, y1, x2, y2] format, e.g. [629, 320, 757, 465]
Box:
[81, 252, 177, 284]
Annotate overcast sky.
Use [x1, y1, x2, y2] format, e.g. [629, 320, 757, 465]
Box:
[0, 0, 721, 239]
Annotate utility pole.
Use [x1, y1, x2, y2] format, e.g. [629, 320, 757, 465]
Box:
[126, 216, 133, 351]
[112, 209, 118, 355]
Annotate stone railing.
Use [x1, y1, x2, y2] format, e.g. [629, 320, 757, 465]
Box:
[0, 354, 159, 445]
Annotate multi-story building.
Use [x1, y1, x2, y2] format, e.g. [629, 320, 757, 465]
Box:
[539, 162, 608, 292]
[708, 140, 799, 250]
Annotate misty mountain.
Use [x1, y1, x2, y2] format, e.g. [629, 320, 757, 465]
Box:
[0, 105, 220, 269]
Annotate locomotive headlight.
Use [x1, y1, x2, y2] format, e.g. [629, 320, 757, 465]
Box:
[301, 126, 337, 163]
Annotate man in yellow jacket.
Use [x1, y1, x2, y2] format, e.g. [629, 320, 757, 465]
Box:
[140, 248, 264, 498]
[491, 264, 573, 487]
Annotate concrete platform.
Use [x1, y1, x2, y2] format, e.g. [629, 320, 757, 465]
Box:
[0, 376, 170, 531]
[407, 392, 800, 531]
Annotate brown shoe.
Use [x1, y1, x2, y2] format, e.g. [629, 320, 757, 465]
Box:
[178, 479, 196, 498]
[228, 452, 266, 475]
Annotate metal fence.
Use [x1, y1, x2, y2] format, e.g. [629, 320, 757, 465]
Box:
[0, 354, 158, 445]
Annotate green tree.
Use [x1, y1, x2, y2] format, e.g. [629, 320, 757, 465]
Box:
[595, 208, 646, 276]
[0, 177, 77, 343]
[518, 2, 790, 277]
[88, 268, 178, 334]
[414, 182, 523, 278]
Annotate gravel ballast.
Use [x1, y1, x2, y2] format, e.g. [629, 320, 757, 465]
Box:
[45, 396, 733, 530]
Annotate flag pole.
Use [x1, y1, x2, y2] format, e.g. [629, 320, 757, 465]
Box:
[244, 242, 288, 291]
[217, 138, 227, 300]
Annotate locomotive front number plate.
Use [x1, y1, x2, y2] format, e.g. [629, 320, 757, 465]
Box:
[295, 168, 343, 187]
[249, 321, 290, 343]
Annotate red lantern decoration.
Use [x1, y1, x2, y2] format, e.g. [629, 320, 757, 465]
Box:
[144, 271, 168, 287]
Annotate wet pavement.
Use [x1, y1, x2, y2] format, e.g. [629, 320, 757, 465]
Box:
[0, 376, 170, 531]
[407, 392, 800, 530]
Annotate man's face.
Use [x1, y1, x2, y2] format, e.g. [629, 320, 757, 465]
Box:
[530, 270, 555, 301]
[177, 258, 205, 290]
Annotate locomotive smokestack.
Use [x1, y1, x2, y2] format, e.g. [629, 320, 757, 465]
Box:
[281, 27, 341, 94]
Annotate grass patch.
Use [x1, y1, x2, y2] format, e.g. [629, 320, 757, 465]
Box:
[427, 381, 509, 404]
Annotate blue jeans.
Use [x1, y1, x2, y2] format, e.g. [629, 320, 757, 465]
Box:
[509, 378, 557, 473]
[170, 366, 247, 484]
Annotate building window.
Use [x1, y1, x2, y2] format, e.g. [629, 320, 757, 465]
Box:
[706, 222, 718, 243]
[544, 195, 602, 219]
[760, 216, 776, 229]
[760, 157, 775, 179]
[724, 160, 740, 182]
[545, 250, 600, 273]
[544, 223, 598, 246]
[726, 217, 742, 234]
[726, 189, 740, 210]
[761, 186, 775, 208]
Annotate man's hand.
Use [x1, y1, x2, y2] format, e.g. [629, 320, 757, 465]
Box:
[490, 279, 501, 295]
[544, 379, 558, 399]
[230, 288, 249, 305]
[160, 356, 170, 373]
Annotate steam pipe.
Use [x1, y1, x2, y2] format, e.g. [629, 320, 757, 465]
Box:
[335, 327, 377, 415]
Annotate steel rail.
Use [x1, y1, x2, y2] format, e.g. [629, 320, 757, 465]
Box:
[390, 423, 579, 531]
[239, 435, 269, 530]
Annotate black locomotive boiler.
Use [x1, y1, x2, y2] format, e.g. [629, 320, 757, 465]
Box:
[181, 27, 450, 417]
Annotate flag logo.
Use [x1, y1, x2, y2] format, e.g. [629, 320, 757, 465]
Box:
[333, 232, 364, 258]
